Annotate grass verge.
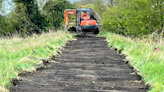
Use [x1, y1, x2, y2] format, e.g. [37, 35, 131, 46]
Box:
[98, 32, 164, 92]
[0, 31, 75, 91]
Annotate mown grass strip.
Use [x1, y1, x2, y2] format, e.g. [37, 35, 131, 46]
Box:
[98, 32, 164, 92]
[0, 31, 75, 91]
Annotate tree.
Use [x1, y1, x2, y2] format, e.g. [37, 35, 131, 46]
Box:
[73, 1, 83, 8]
[81, 0, 94, 5]
[13, 0, 48, 35]
[43, 0, 73, 29]
[102, 0, 164, 36]
[0, 0, 17, 36]
[0, 0, 74, 36]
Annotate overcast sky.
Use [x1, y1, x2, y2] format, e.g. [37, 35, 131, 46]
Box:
[69, 0, 81, 3]
[2, 0, 81, 15]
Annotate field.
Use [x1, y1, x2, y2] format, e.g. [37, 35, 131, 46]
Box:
[0, 31, 75, 91]
[1, 31, 163, 92]
[10, 35, 147, 92]
[98, 32, 164, 92]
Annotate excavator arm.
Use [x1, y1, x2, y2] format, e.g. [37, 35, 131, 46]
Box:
[64, 9, 76, 28]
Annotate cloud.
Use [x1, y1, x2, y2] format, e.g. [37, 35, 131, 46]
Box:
[68, 0, 81, 3]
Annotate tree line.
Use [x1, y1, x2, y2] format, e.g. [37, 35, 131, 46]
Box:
[0, 0, 73, 37]
[1, 0, 163, 37]
[75, 0, 164, 36]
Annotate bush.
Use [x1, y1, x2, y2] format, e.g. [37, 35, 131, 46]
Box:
[102, 0, 164, 36]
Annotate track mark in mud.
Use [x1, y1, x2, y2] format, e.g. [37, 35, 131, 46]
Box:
[10, 36, 148, 92]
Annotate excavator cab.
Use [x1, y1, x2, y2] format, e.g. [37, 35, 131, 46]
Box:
[76, 9, 90, 31]
[76, 8, 98, 34]
[81, 11, 90, 20]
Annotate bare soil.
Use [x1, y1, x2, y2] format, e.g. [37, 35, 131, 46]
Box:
[10, 36, 148, 92]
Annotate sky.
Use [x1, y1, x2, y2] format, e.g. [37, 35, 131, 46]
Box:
[69, 0, 81, 3]
[1, 0, 12, 15]
[1, 0, 81, 15]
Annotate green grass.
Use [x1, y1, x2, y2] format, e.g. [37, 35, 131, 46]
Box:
[98, 32, 164, 92]
[0, 31, 75, 91]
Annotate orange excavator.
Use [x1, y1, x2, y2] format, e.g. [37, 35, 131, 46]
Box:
[64, 8, 101, 34]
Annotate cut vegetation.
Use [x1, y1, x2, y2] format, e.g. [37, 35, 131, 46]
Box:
[99, 32, 164, 92]
[0, 31, 75, 91]
[10, 35, 147, 92]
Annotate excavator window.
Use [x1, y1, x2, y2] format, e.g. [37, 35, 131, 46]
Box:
[81, 11, 87, 17]
[81, 11, 90, 20]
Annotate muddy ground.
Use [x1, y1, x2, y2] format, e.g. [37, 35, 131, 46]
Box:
[10, 36, 148, 92]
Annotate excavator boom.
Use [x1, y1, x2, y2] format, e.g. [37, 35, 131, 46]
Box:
[64, 9, 76, 27]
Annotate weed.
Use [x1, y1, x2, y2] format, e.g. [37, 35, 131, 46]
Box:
[99, 32, 164, 92]
[0, 31, 75, 91]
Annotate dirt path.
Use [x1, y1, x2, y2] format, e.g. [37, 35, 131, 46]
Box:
[10, 36, 148, 92]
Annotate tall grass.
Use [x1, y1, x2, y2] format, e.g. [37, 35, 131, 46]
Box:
[0, 31, 75, 91]
[98, 32, 164, 92]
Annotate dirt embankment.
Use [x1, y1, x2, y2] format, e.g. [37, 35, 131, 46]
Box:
[10, 36, 148, 92]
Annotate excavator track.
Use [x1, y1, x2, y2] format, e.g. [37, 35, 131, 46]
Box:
[10, 36, 148, 92]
